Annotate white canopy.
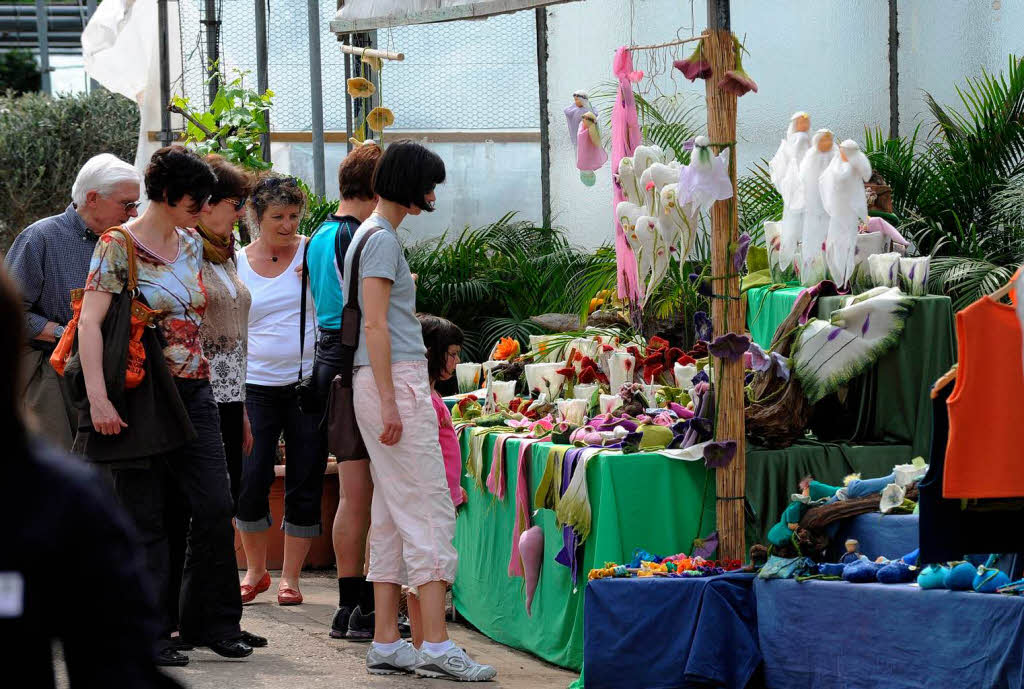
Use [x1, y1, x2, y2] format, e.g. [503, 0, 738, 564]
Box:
[330, 0, 579, 33]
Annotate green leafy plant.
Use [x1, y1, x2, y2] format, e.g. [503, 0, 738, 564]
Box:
[170, 66, 273, 171]
[864, 55, 1024, 306]
[0, 49, 41, 94]
[0, 89, 138, 250]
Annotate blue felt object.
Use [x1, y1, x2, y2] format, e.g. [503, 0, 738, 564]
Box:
[974, 567, 1011, 594]
[902, 548, 920, 566]
[945, 562, 977, 590]
[584, 574, 761, 689]
[819, 563, 846, 577]
[918, 564, 949, 589]
[755, 579, 1024, 689]
[843, 560, 882, 583]
[845, 472, 897, 498]
[877, 561, 916, 584]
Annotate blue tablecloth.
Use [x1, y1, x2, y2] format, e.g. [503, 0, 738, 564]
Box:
[755, 578, 1024, 689]
[832, 513, 920, 562]
[584, 573, 761, 689]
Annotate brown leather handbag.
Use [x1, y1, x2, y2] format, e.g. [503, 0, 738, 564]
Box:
[327, 226, 383, 461]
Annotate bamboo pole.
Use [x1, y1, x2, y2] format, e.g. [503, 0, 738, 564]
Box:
[704, 21, 746, 563]
[340, 45, 404, 61]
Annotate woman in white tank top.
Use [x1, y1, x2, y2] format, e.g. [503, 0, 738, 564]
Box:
[234, 176, 324, 607]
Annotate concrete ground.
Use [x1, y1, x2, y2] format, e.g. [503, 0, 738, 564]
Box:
[155, 571, 577, 689]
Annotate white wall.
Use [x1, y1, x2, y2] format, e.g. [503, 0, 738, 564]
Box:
[545, 0, 891, 247]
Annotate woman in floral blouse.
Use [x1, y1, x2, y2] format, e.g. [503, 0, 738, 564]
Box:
[197, 154, 254, 509]
[78, 145, 257, 666]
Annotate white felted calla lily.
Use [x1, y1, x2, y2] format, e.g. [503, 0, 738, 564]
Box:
[868, 252, 901, 288]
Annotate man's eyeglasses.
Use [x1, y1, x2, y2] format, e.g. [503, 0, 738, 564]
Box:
[122, 200, 143, 212]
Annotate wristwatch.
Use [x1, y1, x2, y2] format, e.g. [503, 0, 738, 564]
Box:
[53, 324, 65, 340]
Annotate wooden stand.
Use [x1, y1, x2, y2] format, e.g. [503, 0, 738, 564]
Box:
[704, 21, 746, 563]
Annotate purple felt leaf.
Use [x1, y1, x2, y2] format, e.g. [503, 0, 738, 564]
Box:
[520, 526, 544, 616]
[709, 332, 751, 361]
[747, 342, 772, 372]
[704, 440, 738, 468]
[732, 232, 752, 273]
[861, 313, 871, 336]
[770, 352, 791, 381]
[691, 369, 710, 387]
[691, 531, 719, 560]
[827, 327, 842, 341]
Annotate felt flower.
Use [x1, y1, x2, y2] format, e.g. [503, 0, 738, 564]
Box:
[346, 77, 375, 98]
[703, 440, 737, 468]
[771, 352, 790, 380]
[677, 353, 696, 366]
[492, 336, 521, 361]
[731, 232, 751, 273]
[689, 417, 714, 443]
[694, 311, 713, 342]
[576, 356, 608, 385]
[716, 37, 757, 97]
[673, 40, 712, 82]
[691, 531, 719, 560]
[747, 341, 772, 373]
[641, 338, 685, 385]
[688, 340, 709, 359]
[366, 107, 394, 131]
[689, 272, 713, 298]
[691, 370, 710, 388]
[708, 332, 751, 361]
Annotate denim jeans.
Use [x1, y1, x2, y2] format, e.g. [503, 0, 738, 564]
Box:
[237, 383, 328, 537]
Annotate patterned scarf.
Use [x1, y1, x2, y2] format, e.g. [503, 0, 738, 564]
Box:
[197, 223, 234, 264]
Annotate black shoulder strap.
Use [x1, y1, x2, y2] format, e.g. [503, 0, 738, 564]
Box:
[299, 236, 311, 382]
[334, 218, 356, 281]
[339, 225, 384, 355]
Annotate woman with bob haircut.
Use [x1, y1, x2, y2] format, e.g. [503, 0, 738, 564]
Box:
[78, 145, 253, 666]
[343, 140, 495, 681]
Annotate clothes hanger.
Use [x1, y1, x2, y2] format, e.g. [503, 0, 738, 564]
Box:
[931, 363, 958, 399]
[988, 265, 1023, 303]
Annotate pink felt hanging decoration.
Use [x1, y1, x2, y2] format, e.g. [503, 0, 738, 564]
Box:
[519, 526, 544, 616]
[612, 47, 644, 304]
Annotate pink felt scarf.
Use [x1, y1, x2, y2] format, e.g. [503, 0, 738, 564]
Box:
[508, 437, 545, 577]
[612, 46, 643, 303]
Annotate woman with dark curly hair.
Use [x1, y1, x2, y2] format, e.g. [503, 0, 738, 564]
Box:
[78, 145, 256, 666]
[235, 175, 325, 607]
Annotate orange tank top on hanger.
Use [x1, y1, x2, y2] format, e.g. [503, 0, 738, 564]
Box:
[943, 268, 1024, 498]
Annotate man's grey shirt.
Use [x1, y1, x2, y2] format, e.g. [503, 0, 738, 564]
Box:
[4, 205, 99, 340]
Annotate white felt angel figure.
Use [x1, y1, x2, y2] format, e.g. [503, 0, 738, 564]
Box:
[798, 129, 838, 286]
[659, 183, 700, 264]
[635, 215, 660, 291]
[616, 157, 642, 205]
[617, 201, 646, 282]
[770, 112, 812, 274]
[820, 139, 872, 289]
[577, 112, 608, 186]
[564, 90, 596, 151]
[677, 136, 732, 213]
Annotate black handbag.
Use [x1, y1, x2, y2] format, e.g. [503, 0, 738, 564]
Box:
[327, 226, 382, 461]
[64, 229, 196, 462]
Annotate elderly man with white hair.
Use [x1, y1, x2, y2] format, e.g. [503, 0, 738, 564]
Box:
[4, 153, 141, 449]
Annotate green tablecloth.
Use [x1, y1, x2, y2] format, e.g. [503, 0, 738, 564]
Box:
[452, 433, 715, 671]
[745, 287, 956, 457]
[745, 441, 914, 547]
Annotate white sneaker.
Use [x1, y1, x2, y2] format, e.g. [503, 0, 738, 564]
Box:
[366, 640, 420, 675]
[415, 645, 497, 682]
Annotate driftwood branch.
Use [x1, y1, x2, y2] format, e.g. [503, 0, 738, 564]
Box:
[167, 104, 225, 146]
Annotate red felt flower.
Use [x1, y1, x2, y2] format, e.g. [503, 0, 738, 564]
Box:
[457, 395, 478, 415]
[677, 353, 697, 366]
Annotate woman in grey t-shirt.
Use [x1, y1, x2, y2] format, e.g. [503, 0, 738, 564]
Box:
[345, 141, 495, 681]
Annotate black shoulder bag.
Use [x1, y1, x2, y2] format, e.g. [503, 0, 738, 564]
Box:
[326, 227, 382, 461]
[296, 236, 320, 412]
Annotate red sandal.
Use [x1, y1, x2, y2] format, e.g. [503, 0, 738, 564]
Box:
[277, 586, 303, 606]
[240, 572, 271, 604]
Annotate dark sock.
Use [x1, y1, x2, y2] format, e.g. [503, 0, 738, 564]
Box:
[359, 578, 375, 614]
[338, 576, 363, 609]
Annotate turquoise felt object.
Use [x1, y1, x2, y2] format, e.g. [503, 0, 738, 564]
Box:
[973, 567, 1010, 594]
[877, 561, 916, 584]
[944, 562, 977, 590]
[843, 560, 881, 583]
[767, 501, 805, 547]
[808, 480, 841, 501]
[918, 564, 949, 589]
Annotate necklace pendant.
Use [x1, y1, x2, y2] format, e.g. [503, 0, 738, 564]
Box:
[271, 256, 278, 262]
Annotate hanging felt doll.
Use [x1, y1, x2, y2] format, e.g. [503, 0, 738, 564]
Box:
[564, 90, 596, 152]
[677, 135, 732, 213]
[770, 112, 812, 276]
[577, 112, 608, 187]
[820, 139, 872, 289]
[797, 129, 838, 286]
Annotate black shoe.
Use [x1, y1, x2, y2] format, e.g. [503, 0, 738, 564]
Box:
[205, 638, 254, 659]
[346, 605, 374, 641]
[156, 648, 190, 667]
[330, 605, 355, 639]
[240, 630, 267, 648]
[397, 614, 412, 639]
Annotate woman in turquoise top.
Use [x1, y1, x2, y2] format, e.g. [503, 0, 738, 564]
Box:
[305, 143, 387, 640]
